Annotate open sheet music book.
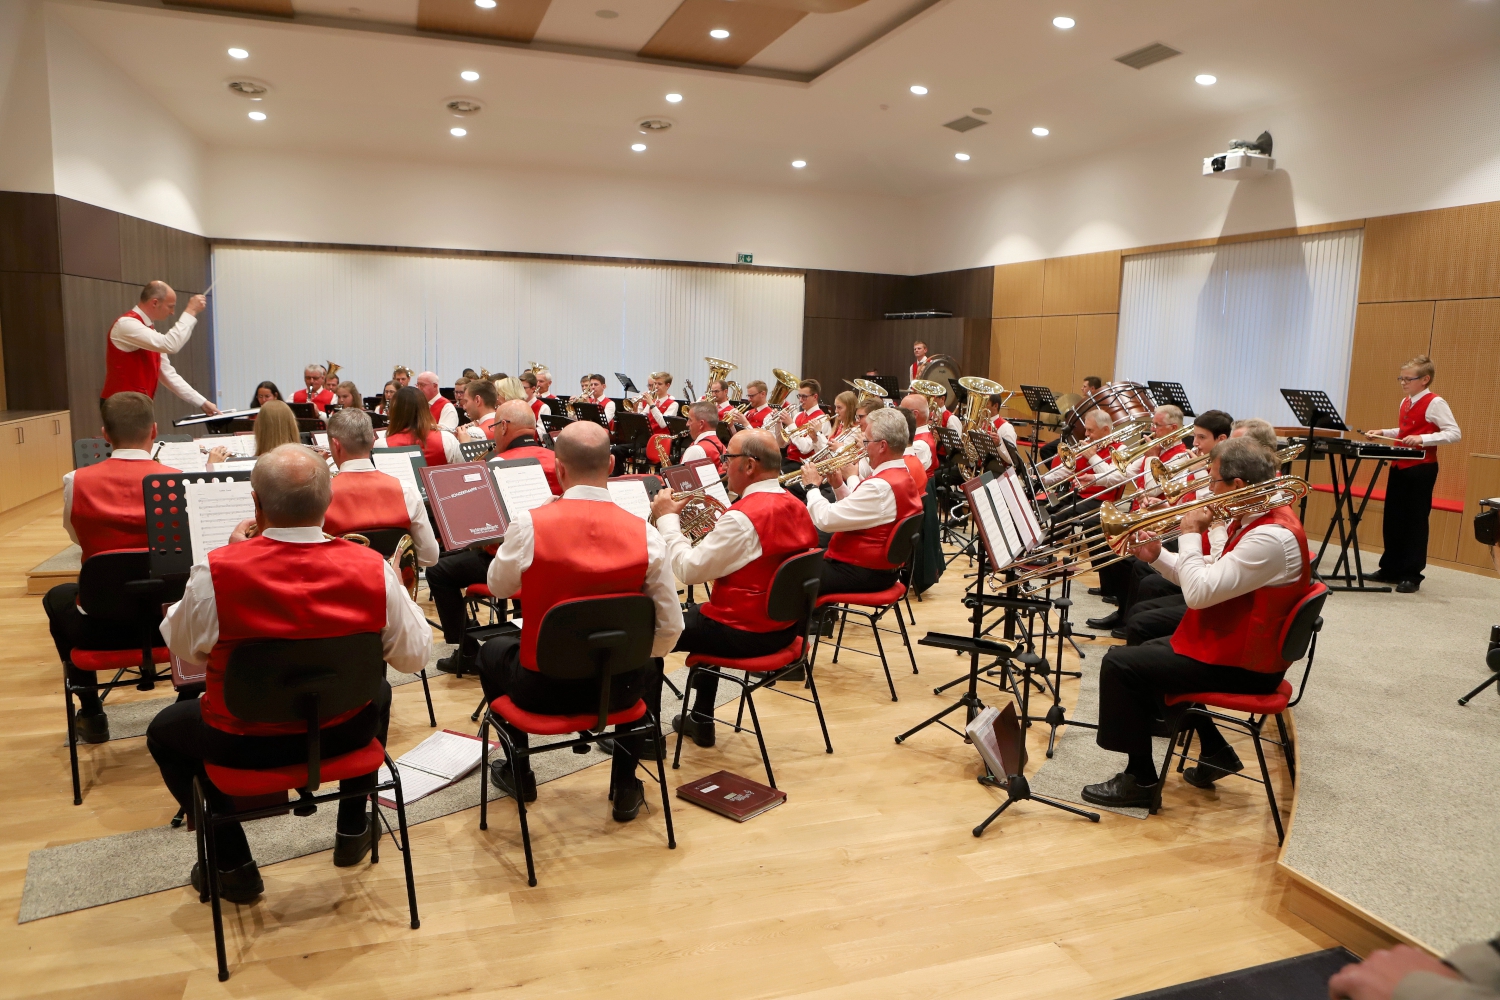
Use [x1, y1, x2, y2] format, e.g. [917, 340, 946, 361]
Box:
[661, 460, 731, 509]
[488, 458, 555, 521]
[185, 479, 255, 565]
[376, 729, 498, 808]
[607, 478, 653, 520]
[154, 440, 207, 474]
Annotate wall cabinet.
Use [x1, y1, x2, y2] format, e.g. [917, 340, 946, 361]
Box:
[0, 411, 72, 512]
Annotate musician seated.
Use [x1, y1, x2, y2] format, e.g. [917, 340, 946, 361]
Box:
[585, 374, 616, 425]
[741, 380, 772, 428]
[987, 393, 1019, 451]
[47, 392, 180, 742]
[207, 398, 301, 467]
[1038, 377, 1103, 462]
[519, 370, 550, 421]
[1082, 438, 1312, 809]
[898, 393, 936, 476]
[681, 402, 725, 473]
[781, 379, 827, 471]
[292, 364, 333, 414]
[1230, 417, 1278, 452]
[456, 377, 499, 442]
[376, 380, 396, 415]
[324, 409, 439, 567]
[414, 371, 459, 431]
[801, 407, 924, 596]
[477, 422, 683, 820]
[638, 371, 677, 430]
[147, 445, 432, 901]
[251, 381, 283, 408]
[707, 380, 736, 426]
[384, 386, 462, 465]
[335, 380, 360, 411]
[534, 368, 555, 400]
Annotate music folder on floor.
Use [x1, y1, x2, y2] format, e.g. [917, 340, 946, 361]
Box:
[677, 770, 787, 822]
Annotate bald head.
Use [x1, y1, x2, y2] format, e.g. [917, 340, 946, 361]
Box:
[554, 422, 611, 487]
[900, 393, 929, 421]
[251, 444, 332, 527]
[139, 280, 172, 304]
[736, 429, 780, 468]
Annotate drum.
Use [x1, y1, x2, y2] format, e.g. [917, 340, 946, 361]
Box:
[1061, 382, 1155, 441]
[917, 355, 962, 409]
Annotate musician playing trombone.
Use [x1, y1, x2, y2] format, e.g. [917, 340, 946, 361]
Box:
[652, 430, 819, 749]
[1082, 437, 1314, 811]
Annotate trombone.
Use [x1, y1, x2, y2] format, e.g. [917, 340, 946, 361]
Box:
[1030, 416, 1152, 490]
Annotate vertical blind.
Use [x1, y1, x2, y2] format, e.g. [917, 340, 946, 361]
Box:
[209, 247, 805, 408]
[1114, 229, 1364, 424]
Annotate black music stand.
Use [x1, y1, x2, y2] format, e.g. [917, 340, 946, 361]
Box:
[1147, 381, 1195, 417]
[440, 387, 456, 402]
[541, 414, 574, 438]
[1018, 385, 1060, 464]
[144, 470, 255, 582]
[287, 402, 321, 421]
[971, 702, 1099, 836]
[615, 373, 640, 395]
[867, 375, 901, 398]
[570, 401, 608, 428]
[459, 438, 495, 463]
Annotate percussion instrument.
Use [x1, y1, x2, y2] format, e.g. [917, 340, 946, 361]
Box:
[917, 354, 962, 409]
[1039, 392, 1082, 434]
[1061, 381, 1156, 442]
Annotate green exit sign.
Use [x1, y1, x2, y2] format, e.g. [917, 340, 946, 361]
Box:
[736, 252, 753, 264]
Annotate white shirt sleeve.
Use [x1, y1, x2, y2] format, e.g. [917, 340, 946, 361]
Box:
[997, 421, 1018, 449]
[155, 353, 208, 407]
[602, 399, 616, 424]
[806, 476, 896, 532]
[436, 400, 459, 431]
[681, 443, 706, 465]
[486, 509, 534, 599]
[110, 311, 196, 355]
[62, 470, 78, 545]
[382, 560, 433, 673]
[440, 430, 463, 464]
[909, 439, 933, 471]
[160, 563, 220, 665]
[1152, 524, 1304, 609]
[404, 482, 440, 567]
[1086, 449, 1126, 487]
[657, 509, 761, 585]
[644, 524, 685, 657]
[1420, 396, 1462, 446]
[537, 402, 551, 419]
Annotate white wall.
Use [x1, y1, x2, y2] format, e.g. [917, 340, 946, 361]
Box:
[43, 10, 206, 233]
[204, 147, 917, 274]
[912, 53, 1500, 273]
[0, 0, 55, 194]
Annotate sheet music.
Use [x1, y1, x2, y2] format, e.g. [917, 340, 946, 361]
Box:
[607, 479, 652, 520]
[693, 462, 732, 508]
[375, 729, 497, 807]
[982, 478, 1025, 560]
[372, 451, 422, 498]
[490, 462, 555, 520]
[375, 429, 387, 447]
[213, 459, 258, 473]
[185, 479, 255, 564]
[313, 432, 328, 450]
[968, 481, 1011, 565]
[999, 471, 1043, 550]
[154, 440, 207, 473]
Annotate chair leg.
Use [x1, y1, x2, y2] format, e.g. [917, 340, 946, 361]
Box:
[894, 603, 919, 675]
[64, 684, 82, 806]
[391, 771, 420, 928]
[647, 711, 676, 850]
[1274, 712, 1295, 783]
[672, 666, 695, 770]
[1251, 719, 1284, 844]
[511, 743, 536, 887]
[198, 781, 230, 982]
[832, 606, 849, 663]
[193, 783, 209, 903]
[805, 663, 833, 754]
[419, 669, 437, 728]
[742, 689, 775, 789]
[1176, 725, 1194, 773]
[1155, 719, 1184, 816]
[868, 611, 898, 702]
[478, 711, 491, 830]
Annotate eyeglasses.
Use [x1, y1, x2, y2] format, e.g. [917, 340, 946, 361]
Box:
[1396, 375, 1426, 383]
[797, 392, 814, 399]
[723, 452, 750, 461]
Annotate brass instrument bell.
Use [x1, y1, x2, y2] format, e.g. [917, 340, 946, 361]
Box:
[845, 378, 889, 408]
[769, 368, 799, 409]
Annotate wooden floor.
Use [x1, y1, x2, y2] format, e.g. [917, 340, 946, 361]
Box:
[0, 495, 1332, 999]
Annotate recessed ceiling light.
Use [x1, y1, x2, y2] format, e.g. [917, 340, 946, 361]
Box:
[709, 28, 730, 38]
[972, 107, 992, 116]
[595, 8, 618, 16]
[1052, 16, 1075, 28]
[475, 0, 496, 8]
[461, 70, 480, 82]
[910, 85, 927, 95]
[247, 111, 266, 121]
[631, 143, 647, 152]
[450, 127, 467, 136]
[1032, 126, 1049, 136]
[792, 160, 806, 168]
[228, 47, 249, 59]
[665, 93, 683, 103]
[1195, 74, 1217, 86]
[954, 152, 970, 161]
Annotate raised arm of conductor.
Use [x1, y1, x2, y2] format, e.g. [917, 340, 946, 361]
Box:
[112, 281, 219, 415]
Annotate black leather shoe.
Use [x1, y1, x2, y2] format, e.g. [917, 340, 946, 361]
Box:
[333, 817, 376, 867]
[1396, 579, 1420, 594]
[74, 711, 109, 744]
[489, 760, 538, 801]
[191, 860, 263, 904]
[611, 779, 645, 822]
[1110, 628, 1128, 641]
[1364, 570, 1396, 583]
[638, 727, 665, 762]
[1081, 772, 1159, 810]
[1100, 594, 1119, 606]
[1182, 745, 1244, 789]
[434, 651, 474, 675]
[1086, 611, 1122, 629]
[1087, 587, 1103, 596]
[672, 713, 715, 748]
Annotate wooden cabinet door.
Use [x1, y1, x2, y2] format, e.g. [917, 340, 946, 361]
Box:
[0, 424, 25, 510]
[50, 413, 72, 480]
[17, 417, 59, 504]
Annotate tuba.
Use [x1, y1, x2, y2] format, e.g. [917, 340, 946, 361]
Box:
[325, 361, 342, 382]
[702, 357, 737, 399]
[844, 378, 889, 409]
[956, 375, 1004, 477]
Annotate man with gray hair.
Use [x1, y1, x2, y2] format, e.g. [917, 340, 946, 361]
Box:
[801, 406, 924, 596]
[293, 364, 333, 414]
[680, 401, 725, 474]
[148, 444, 432, 901]
[415, 371, 459, 431]
[1083, 436, 1313, 810]
[322, 409, 439, 567]
[1230, 417, 1279, 453]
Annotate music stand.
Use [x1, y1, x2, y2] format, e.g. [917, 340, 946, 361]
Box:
[143, 470, 255, 582]
[948, 379, 968, 409]
[173, 408, 258, 428]
[1147, 381, 1195, 417]
[459, 438, 495, 463]
[440, 387, 456, 402]
[541, 414, 574, 437]
[287, 402, 321, 421]
[869, 375, 901, 398]
[615, 373, 640, 395]
[970, 701, 1099, 836]
[570, 401, 608, 428]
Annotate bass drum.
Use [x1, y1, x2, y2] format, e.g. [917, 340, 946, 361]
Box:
[918, 354, 962, 410]
[1062, 381, 1155, 441]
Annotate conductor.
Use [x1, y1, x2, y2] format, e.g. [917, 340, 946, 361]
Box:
[101, 281, 219, 415]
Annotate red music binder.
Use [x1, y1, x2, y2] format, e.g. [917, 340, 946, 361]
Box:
[676, 770, 787, 822]
[421, 462, 508, 550]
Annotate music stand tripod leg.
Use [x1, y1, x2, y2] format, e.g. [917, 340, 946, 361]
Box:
[972, 773, 1100, 837]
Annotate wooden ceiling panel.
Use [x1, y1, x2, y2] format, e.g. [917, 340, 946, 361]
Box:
[639, 0, 806, 69]
[417, 0, 552, 43]
[165, 0, 293, 15]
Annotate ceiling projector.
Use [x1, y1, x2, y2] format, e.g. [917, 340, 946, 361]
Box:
[1204, 131, 1274, 179]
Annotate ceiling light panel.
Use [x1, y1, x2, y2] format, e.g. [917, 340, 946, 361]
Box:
[417, 0, 550, 43]
[228, 47, 249, 58]
[638, 0, 804, 69]
[460, 70, 480, 81]
[1195, 74, 1217, 85]
[1052, 16, 1074, 28]
[909, 84, 927, 95]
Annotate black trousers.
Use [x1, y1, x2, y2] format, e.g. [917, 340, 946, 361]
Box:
[1096, 638, 1285, 764]
[478, 636, 662, 788]
[1380, 462, 1439, 581]
[1122, 557, 1177, 618]
[426, 548, 497, 653]
[819, 556, 899, 597]
[44, 583, 164, 715]
[1124, 594, 1187, 646]
[673, 604, 800, 713]
[146, 685, 391, 869]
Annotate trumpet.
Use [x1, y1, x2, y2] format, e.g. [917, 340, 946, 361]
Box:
[777, 437, 865, 486]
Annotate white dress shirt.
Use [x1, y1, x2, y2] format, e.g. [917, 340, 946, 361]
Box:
[109, 306, 207, 407]
[787, 408, 827, 458]
[1374, 390, 1463, 446]
[681, 430, 720, 466]
[439, 429, 463, 463]
[647, 399, 679, 430]
[431, 395, 459, 432]
[61, 448, 158, 546]
[992, 417, 1019, 450]
[161, 526, 433, 673]
[807, 459, 903, 532]
[458, 411, 497, 442]
[906, 438, 933, 471]
[1041, 446, 1124, 489]
[658, 478, 782, 585]
[333, 458, 440, 567]
[485, 485, 684, 657]
[1150, 517, 1305, 610]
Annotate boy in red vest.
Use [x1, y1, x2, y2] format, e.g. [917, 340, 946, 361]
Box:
[323, 408, 439, 567]
[1365, 354, 1462, 593]
[101, 281, 218, 415]
[46, 392, 180, 742]
[149, 445, 432, 901]
[652, 429, 819, 748]
[1082, 438, 1314, 810]
[477, 422, 683, 821]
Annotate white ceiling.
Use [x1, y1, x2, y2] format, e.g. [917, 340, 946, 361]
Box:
[53, 0, 1500, 199]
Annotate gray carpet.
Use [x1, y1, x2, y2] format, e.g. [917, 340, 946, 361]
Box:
[29, 544, 81, 574]
[22, 664, 735, 923]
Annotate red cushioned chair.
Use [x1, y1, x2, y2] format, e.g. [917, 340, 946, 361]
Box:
[673, 549, 827, 789]
[1156, 582, 1330, 843]
[192, 632, 418, 982]
[477, 593, 674, 887]
[809, 513, 924, 702]
[63, 550, 177, 805]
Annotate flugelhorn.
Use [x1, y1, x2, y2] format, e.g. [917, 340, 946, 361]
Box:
[777, 436, 865, 485]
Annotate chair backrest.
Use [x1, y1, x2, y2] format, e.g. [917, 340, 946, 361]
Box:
[765, 549, 824, 629]
[76, 550, 169, 625]
[74, 438, 113, 469]
[348, 527, 410, 559]
[1278, 582, 1329, 664]
[885, 512, 924, 568]
[535, 594, 656, 732]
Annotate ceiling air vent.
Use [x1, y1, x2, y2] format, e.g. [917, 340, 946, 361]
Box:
[943, 115, 987, 134]
[446, 99, 483, 116]
[637, 118, 673, 132]
[1115, 42, 1180, 70]
[226, 79, 270, 98]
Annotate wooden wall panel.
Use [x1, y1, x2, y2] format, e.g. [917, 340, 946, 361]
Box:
[0, 271, 67, 411]
[1073, 313, 1118, 388]
[1359, 202, 1500, 304]
[1042, 250, 1121, 316]
[992, 260, 1044, 318]
[992, 317, 1041, 395]
[165, 0, 292, 12]
[1429, 297, 1500, 503]
[1037, 315, 1077, 393]
[0, 192, 59, 273]
[905, 266, 992, 320]
[416, 0, 551, 42]
[962, 317, 991, 386]
[57, 199, 122, 283]
[1345, 302, 1435, 433]
[1456, 455, 1500, 570]
[803, 269, 903, 320]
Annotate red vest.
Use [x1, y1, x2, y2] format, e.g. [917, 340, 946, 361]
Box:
[101, 311, 162, 399]
[385, 428, 447, 467]
[293, 388, 333, 411]
[692, 433, 725, 476]
[788, 407, 823, 462]
[701, 490, 819, 633]
[825, 465, 924, 571]
[203, 536, 388, 735]
[517, 499, 648, 670]
[71, 455, 179, 560]
[528, 398, 547, 421]
[1172, 507, 1311, 674]
[429, 395, 453, 425]
[468, 413, 497, 440]
[910, 360, 925, 381]
[499, 441, 561, 495]
[902, 455, 927, 492]
[325, 469, 409, 536]
[1076, 442, 1124, 501]
[745, 405, 771, 429]
[1396, 393, 1441, 469]
[912, 428, 937, 481]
